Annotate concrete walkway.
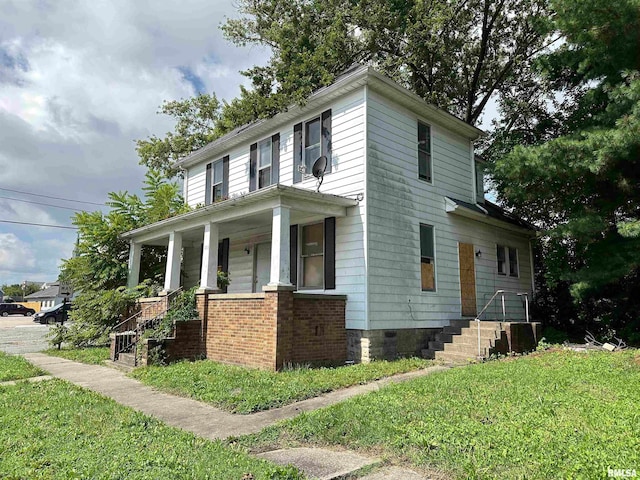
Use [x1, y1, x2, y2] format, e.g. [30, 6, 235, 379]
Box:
[22, 352, 448, 479]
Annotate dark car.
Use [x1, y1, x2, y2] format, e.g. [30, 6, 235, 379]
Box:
[0, 303, 36, 316]
[33, 303, 72, 324]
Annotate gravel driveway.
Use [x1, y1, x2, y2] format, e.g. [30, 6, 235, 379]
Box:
[0, 315, 52, 354]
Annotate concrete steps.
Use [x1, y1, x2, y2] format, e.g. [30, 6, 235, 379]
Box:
[115, 352, 137, 367]
[423, 320, 508, 363]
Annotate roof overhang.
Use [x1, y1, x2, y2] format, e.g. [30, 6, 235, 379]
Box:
[445, 197, 537, 237]
[175, 66, 483, 170]
[121, 184, 359, 244]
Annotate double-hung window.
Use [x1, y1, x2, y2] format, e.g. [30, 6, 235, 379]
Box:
[497, 245, 518, 277]
[211, 160, 224, 202]
[420, 224, 436, 291]
[258, 137, 272, 189]
[301, 222, 324, 288]
[304, 117, 321, 174]
[418, 121, 432, 183]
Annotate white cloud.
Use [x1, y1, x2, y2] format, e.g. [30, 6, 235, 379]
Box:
[0, 0, 270, 284]
[0, 232, 35, 271]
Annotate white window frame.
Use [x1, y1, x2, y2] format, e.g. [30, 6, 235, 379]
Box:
[303, 115, 321, 175]
[418, 121, 432, 183]
[257, 137, 272, 189]
[299, 221, 324, 289]
[211, 159, 223, 202]
[497, 245, 519, 277]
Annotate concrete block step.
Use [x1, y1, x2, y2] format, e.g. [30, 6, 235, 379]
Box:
[434, 350, 481, 363]
[116, 352, 137, 367]
[442, 342, 491, 354]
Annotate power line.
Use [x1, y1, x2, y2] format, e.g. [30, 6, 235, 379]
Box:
[0, 219, 78, 230]
[0, 187, 106, 206]
[0, 195, 86, 212]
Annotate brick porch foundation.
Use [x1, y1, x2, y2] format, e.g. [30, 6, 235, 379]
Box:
[196, 288, 347, 370]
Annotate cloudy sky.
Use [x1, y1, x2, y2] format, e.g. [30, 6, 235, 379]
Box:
[0, 0, 268, 286]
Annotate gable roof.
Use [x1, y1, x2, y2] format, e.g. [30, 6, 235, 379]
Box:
[25, 284, 61, 300]
[175, 65, 483, 170]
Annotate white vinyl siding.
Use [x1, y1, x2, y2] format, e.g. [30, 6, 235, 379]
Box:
[366, 89, 532, 326]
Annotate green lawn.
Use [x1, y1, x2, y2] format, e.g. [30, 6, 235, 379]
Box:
[0, 379, 302, 480]
[130, 358, 432, 413]
[239, 350, 640, 479]
[0, 351, 44, 382]
[43, 346, 111, 365]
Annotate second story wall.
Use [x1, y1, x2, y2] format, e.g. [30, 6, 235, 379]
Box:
[184, 89, 366, 207]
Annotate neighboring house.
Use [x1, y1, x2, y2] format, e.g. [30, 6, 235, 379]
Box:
[25, 283, 72, 310]
[120, 65, 537, 368]
[0, 289, 3, 302]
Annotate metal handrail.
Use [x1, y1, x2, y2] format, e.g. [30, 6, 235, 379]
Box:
[474, 289, 530, 357]
[112, 287, 183, 365]
[112, 287, 183, 333]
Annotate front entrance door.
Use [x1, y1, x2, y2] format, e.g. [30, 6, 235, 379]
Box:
[254, 243, 271, 292]
[459, 242, 477, 317]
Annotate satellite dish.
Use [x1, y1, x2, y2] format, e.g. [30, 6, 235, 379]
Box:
[312, 156, 327, 192]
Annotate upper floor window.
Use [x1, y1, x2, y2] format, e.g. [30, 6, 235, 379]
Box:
[420, 223, 436, 291]
[211, 160, 224, 201]
[475, 156, 485, 203]
[497, 245, 518, 277]
[304, 117, 321, 173]
[418, 121, 432, 183]
[250, 134, 280, 192]
[258, 137, 272, 189]
[293, 109, 332, 183]
[206, 156, 228, 205]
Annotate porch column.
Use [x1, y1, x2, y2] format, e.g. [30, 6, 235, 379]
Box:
[268, 206, 292, 287]
[164, 231, 183, 292]
[127, 241, 142, 289]
[199, 222, 220, 291]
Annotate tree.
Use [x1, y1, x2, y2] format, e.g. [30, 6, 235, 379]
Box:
[1, 283, 40, 300]
[492, 0, 640, 340]
[137, 0, 555, 177]
[59, 171, 190, 346]
[60, 170, 190, 293]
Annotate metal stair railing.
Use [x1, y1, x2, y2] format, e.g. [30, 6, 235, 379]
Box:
[474, 290, 530, 357]
[112, 287, 183, 364]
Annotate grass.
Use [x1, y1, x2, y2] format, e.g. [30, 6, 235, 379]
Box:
[130, 357, 432, 413]
[238, 350, 640, 479]
[43, 346, 111, 365]
[0, 351, 44, 382]
[0, 379, 303, 479]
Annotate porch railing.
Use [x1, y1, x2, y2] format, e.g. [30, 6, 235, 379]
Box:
[474, 290, 530, 357]
[112, 287, 183, 365]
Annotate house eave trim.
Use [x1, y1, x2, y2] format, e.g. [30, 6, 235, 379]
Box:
[121, 184, 358, 241]
[444, 197, 537, 236]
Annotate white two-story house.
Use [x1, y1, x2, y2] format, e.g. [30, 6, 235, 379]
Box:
[121, 65, 537, 368]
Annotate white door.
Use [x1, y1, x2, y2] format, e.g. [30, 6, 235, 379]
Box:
[254, 243, 271, 292]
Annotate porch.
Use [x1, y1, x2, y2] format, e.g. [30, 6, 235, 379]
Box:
[118, 185, 357, 369]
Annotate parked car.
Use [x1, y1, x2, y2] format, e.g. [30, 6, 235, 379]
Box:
[0, 303, 36, 316]
[33, 303, 72, 324]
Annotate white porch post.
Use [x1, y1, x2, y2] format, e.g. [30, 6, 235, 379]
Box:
[268, 206, 292, 287]
[199, 222, 220, 291]
[164, 231, 183, 292]
[127, 241, 142, 289]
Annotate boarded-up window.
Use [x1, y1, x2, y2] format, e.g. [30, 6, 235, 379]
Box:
[418, 121, 432, 182]
[420, 224, 435, 291]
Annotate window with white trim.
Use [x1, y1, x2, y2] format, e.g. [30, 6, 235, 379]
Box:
[418, 121, 432, 182]
[497, 245, 518, 277]
[211, 159, 224, 202]
[258, 137, 272, 189]
[420, 224, 436, 291]
[301, 222, 324, 288]
[304, 116, 321, 174]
